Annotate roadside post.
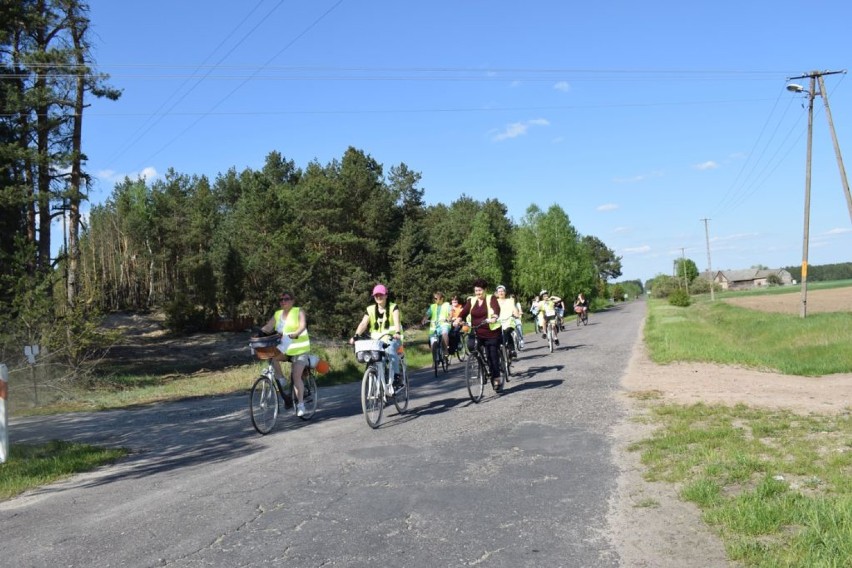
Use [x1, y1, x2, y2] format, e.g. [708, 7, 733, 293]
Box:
[1, 363, 8, 463]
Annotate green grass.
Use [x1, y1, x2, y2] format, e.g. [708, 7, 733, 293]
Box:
[644, 293, 852, 376]
[0, 440, 129, 500]
[630, 404, 852, 567]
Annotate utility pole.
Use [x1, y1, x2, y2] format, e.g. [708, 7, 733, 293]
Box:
[786, 69, 848, 317]
[680, 248, 689, 295]
[816, 74, 852, 223]
[701, 218, 714, 301]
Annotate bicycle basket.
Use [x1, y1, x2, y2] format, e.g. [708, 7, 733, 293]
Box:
[354, 339, 384, 364]
[249, 334, 281, 360]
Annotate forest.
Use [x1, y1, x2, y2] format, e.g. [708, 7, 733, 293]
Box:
[1, 1, 624, 377]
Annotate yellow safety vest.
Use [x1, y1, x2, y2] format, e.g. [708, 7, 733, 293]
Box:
[274, 307, 310, 356]
[367, 303, 404, 341]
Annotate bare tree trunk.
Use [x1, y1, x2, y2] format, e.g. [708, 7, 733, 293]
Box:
[66, 11, 88, 309]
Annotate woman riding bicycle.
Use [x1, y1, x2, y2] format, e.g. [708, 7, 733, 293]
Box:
[538, 290, 562, 346]
[259, 291, 312, 417]
[574, 292, 589, 320]
[422, 291, 451, 357]
[349, 284, 404, 390]
[453, 278, 503, 391]
[448, 295, 464, 355]
[495, 285, 521, 358]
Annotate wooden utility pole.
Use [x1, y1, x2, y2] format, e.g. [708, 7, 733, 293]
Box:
[787, 69, 848, 318]
[701, 218, 714, 301]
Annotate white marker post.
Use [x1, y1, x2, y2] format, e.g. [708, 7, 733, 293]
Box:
[0, 363, 9, 464]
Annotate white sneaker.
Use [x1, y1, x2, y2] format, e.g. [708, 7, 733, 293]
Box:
[296, 403, 306, 417]
[385, 383, 394, 397]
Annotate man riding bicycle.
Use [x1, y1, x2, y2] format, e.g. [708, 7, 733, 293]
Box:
[538, 290, 562, 346]
[422, 291, 452, 357]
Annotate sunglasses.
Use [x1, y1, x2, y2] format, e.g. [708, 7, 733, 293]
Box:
[373, 293, 386, 298]
[279, 296, 293, 301]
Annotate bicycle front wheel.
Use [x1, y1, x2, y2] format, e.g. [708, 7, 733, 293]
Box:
[500, 344, 511, 380]
[298, 369, 318, 420]
[457, 335, 469, 362]
[431, 339, 440, 377]
[548, 324, 555, 353]
[393, 359, 409, 414]
[361, 366, 384, 429]
[440, 342, 448, 373]
[465, 353, 485, 403]
[250, 375, 279, 435]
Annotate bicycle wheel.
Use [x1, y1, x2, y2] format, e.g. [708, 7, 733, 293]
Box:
[583, 311, 589, 326]
[393, 359, 409, 414]
[494, 349, 507, 393]
[361, 366, 384, 429]
[249, 375, 279, 435]
[548, 324, 554, 353]
[440, 342, 448, 373]
[457, 335, 469, 362]
[465, 353, 484, 403]
[297, 369, 318, 420]
[431, 339, 440, 377]
[500, 344, 511, 380]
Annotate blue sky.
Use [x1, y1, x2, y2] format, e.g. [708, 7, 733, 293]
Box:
[76, 0, 852, 283]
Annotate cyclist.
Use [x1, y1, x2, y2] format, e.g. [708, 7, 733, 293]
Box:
[538, 290, 562, 346]
[529, 295, 542, 334]
[422, 291, 452, 358]
[453, 278, 503, 391]
[448, 295, 464, 355]
[259, 291, 312, 417]
[349, 283, 404, 392]
[574, 292, 589, 320]
[495, 285, 521, 359]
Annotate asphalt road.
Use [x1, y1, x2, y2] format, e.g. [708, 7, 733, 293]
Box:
[4, 301, 646, 568]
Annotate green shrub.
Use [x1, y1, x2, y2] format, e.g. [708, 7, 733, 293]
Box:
[668, 288, 691, 307]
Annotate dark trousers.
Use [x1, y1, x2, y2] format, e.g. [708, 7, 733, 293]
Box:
[468, 334, 502, 378]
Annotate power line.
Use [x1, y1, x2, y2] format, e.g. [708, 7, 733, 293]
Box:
[132, 0, 347, 171]
[104, 0, 287, 167]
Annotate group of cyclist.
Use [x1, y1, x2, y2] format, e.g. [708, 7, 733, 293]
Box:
[259, 280, 589, 404]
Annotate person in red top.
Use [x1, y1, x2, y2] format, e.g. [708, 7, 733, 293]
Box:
[453, 278, 503, 390]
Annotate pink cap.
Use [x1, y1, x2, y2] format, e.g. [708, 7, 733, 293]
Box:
[372, 284, 388, 296]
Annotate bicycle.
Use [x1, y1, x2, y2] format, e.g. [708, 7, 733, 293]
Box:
[576, 308, 589, 326]
[544, 315, 558, 353]
[354, 333, 409, 429]
[429, 326, 449, 377]
[465, 322, 506, 403]
[498, 326, 519, 383]
[248, 334, 318, 435]
[449, 323, 470, 363]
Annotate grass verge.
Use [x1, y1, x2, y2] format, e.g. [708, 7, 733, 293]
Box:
[629, 403, 852, 566]
[644, 295, 852, 376]
[0, 441, 129, 501]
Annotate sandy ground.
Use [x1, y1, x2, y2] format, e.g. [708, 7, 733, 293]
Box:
[608, 287, 852, 567]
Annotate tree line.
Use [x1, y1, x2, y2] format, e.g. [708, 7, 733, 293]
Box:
[78, 148, 622, 337]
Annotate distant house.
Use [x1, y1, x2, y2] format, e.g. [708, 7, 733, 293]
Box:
[713, 269, 794, 290]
